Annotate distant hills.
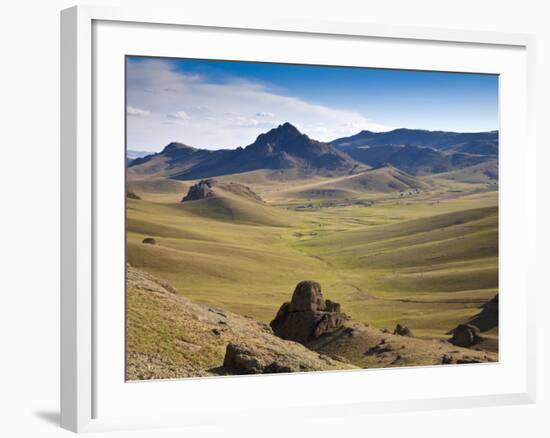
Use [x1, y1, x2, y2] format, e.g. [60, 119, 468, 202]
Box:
[331, 128, 498, 153]
[128, 124, 498, 180]
[330, 128, 498, 175]
[340, 144, 492, 175]
[126, 149, 151, 165]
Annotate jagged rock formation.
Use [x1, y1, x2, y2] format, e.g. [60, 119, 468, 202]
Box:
[270, 281, 349, 343]
[448, 324, 484, 347]
[181, 179, 216, 202]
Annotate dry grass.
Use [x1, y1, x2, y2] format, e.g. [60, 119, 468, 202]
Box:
[127, 171, 498, 342]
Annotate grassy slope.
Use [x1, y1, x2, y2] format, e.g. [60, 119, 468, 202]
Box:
[127, 195, 333, 322]
[127, 173, 498, 339]
[292, 166, 432, 197]
[295, 206, 497, 337]
[435, 160, 498, 184]
[127, 265, 354, 379]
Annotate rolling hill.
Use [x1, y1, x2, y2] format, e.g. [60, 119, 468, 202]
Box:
[286, 165, 431, 200]
[326, 165, 430, 192]
[435, 160, 498, 184]
[176, 178, 302, 227]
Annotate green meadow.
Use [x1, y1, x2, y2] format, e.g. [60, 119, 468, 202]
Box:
[127, 172, 498, 339]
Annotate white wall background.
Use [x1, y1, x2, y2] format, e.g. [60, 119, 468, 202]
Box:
[0, 1, 547, 437]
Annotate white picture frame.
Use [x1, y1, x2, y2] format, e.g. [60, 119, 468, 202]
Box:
[60, 4, 537, 433]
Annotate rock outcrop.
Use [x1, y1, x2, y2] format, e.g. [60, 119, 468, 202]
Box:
[127, 190, 141, 200]
[271, 281, 498, 368]
[393, 324, 412, 336]
[222, 342, 348, 375]
[466, 294, 498, 332]
[181, 179, 215, 202]
[448, 323, 484, 347]
[270, 281, 349, 343]
[181, 178, 264, 203]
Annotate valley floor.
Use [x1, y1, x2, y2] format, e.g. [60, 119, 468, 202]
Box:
[127, 169, 498, 344]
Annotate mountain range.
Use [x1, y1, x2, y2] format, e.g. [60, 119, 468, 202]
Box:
[331, 128, 498, 154]
[128, 123, 498, 180]
[330, 129, 498, 175]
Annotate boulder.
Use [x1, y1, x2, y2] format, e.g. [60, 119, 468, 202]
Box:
[270, 281, 348, 344]
[449, 324, 484, 347]
[222, 342, 344, 375]
[393, 324, 412, 337]
[223, 343, 264, 374]
[223, 342, 314, 374]
[142, 237, 156, 245]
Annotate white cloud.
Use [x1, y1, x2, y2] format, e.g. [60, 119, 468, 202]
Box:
[126, 106, 150, 116]
[167, 110, 190, 121]
[126, 59, 390, 151]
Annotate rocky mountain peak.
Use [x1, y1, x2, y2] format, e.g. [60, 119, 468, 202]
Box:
[163, 142, 197, 152]
[252, 122, 305, 148]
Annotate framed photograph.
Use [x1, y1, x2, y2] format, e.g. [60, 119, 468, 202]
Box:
[61, 5, 536, 433]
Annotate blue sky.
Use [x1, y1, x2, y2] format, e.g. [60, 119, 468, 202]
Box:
[126, 56, 498, 152]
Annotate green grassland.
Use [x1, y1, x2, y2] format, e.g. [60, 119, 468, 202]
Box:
[127, 170, 498, 339]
